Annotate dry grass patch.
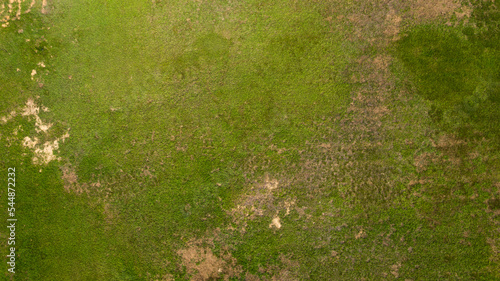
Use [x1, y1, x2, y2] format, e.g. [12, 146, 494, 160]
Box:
[24, 138, 61, 165]
[0, 0, 37, 27]
[176, 238, 242, 281]
[2, 98, 70, 165]
[228, 174, 296, 232]
[60, 163, 89, 194]
[408, 0, 470, 24]
[12, 99, 68, 165]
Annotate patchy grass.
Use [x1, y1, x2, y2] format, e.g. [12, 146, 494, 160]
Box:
[1, 0, 499, 280]
[393, 23, 500, 146]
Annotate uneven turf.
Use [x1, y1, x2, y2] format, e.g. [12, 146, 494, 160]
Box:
[1, 0, 499, 280]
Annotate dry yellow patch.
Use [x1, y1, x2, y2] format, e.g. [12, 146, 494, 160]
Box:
[1, 98, 70, 165]
[30, 140, 60, 165]
[269, 216, 281, 229]
[0, 0, 36, 27]
[20, 100, 68, 165]
[22, 136, 39, 149]
[21, 98, 38, 116]
[21, 98, 54, 133]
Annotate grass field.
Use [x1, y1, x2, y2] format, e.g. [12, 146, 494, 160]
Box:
[1, 0, 499, 280]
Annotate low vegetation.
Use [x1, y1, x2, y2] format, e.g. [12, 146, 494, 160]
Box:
[1, 0, 498, 280]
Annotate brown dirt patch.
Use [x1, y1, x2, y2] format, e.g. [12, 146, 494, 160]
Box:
[21, 129, 69, 165]
[227, 175, 277, 229]
[384, 7, 402, 41]
[2, 98, 71, 165]
[269, 216, 281, 229]
[342, 0, 470, 47]
[31, 139, 60, 164]
[227, 175, 296, 233]
[21, 98, 53, 133]
[41, 0, 48, 14]
[61, 164, 89, 194]
[408, 0, 470, 23]
[177, 238, 242, 281]
[291, 0, 476, 220]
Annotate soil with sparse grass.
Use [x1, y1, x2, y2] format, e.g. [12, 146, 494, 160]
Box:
[1, 0, 499, 280]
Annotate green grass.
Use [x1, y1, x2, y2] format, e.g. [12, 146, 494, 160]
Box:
[393, 22, 500, 146]
[1, 0, 499, 280]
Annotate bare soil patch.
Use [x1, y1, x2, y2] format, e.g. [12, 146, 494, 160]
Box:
[176, 238, 242, 281]
[227, 175, 297, 233]
[1, 98, 70, 165]
[60, 163, 89, 194]
[1, 0, 37, 27]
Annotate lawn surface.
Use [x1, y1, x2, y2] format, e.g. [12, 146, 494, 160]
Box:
[1, 0, 499, 280]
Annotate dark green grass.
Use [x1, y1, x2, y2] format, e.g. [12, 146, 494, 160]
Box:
[393, 22, 500, 146]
